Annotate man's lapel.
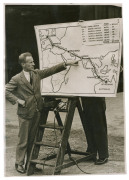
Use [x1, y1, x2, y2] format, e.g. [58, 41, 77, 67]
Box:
[31, 71, 37, 89]
[20, 71, 33, 91]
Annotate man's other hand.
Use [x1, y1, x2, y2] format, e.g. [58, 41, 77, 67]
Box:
[17, 99, 26, 107]
[66, 60, 79, 66]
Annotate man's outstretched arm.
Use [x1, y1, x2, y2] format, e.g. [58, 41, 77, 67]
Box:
[36, 60, 79, 80]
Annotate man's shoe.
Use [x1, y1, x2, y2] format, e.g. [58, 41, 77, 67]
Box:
[15, 164, 26, 174]
[89, 156, 97, 162]
[85, 151, 97, 162]
[86, 154, 97, 162]
[95, 158, 108, 165]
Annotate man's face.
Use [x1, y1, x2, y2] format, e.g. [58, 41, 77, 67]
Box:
[22, 56, 35, 71]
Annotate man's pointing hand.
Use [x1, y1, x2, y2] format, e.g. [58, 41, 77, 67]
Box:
[65, 60, 79, 66]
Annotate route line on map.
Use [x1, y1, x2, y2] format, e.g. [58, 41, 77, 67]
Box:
[47, 35, 108, 83]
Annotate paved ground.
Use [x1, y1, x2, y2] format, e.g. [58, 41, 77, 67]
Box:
[5, 92, 125, 176]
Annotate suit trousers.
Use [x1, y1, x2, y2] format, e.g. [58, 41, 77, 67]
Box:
[81, 97, 109, 159]
[15, 111, 41, 166]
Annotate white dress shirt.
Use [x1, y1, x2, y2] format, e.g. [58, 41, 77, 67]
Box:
[23, 70, 30, 82]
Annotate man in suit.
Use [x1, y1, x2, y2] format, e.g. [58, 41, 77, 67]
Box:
[81, 97, 109, 165]
[6, 52, 78, 173]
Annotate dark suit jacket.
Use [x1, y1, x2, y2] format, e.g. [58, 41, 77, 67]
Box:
[6, 63, 66, 119]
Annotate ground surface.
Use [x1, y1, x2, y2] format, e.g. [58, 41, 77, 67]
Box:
[5, 92, 125, 176]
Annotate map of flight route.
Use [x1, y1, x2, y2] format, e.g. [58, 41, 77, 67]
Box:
[47, 35, 114, 84]
[35, 18, 122, 97]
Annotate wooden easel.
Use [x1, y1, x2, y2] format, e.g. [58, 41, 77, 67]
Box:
[27, 97, 94, 175]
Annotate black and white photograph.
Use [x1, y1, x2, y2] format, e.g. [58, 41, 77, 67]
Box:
[3, 2, 128, 178]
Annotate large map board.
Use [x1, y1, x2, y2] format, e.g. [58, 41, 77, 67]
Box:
[35, 18, 122, 97]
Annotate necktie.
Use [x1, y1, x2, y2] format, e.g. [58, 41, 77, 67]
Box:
[29, 72, 33, 85]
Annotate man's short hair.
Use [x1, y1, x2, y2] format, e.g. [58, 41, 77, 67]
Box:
[19, 52, 32, 65]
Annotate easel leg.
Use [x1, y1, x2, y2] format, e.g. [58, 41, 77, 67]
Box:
[54, 111, 72, 156]
[54, 98, 77, 175]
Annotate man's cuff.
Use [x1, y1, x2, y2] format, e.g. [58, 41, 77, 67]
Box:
[63, 62, 67, 68]
[15, 99, 19, 104]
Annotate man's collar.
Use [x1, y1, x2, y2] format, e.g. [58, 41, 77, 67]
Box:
[23, 70, 30, 75]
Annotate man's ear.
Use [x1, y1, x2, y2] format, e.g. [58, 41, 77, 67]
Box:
[21, 62, 25, 68]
